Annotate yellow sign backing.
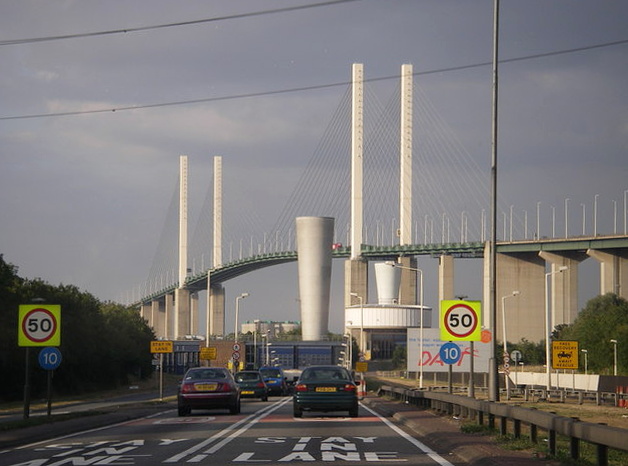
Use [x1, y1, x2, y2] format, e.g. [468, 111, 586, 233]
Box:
[552, 340, 579, 370]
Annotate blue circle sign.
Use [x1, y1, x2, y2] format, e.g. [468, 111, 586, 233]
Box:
[38, 347, 62, 370]
[439, 342, 461, 365]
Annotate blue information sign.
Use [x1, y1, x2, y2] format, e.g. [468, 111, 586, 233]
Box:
[38, 347, 62, 370]
[439, 342, 461, 365]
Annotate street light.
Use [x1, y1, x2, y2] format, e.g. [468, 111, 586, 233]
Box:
[234, 292, 249, 344]
[386, 261, 424, 389]
[611, 339, 618, 376]
[581, 349, 588, 375]
[349, 292, 365, 356]
[501, 290, 520, 399]
[545, 265, 568, 390]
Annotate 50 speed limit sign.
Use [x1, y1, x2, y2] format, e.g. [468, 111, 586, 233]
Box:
[440, 300, 481, 341]
[18, 305, 61, 347]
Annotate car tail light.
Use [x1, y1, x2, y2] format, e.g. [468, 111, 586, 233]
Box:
[342, 384, 357, 392]
[181, 383, 195, 393]
[219, 383, 232, 393]
[256, 382, 265, 388]
[295, 383, 308, 392]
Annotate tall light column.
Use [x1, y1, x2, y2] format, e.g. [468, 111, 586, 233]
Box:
[234, 292, 249, 343]
[350, 292, 364, 354]
[611, 339, 618, 376]
[501, 290, 520, 399]
[387, 261, 424, 388]
[545, 265, 568, 389]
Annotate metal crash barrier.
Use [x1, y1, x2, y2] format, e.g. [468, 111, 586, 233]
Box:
[378, 385, 627, 466]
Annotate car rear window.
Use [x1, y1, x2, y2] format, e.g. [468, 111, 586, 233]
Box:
[301, 368, 349, 381]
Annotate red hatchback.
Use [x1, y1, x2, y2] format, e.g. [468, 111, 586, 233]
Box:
[178, 367, 241, 416]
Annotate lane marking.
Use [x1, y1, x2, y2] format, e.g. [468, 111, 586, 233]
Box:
[361, 404, 455, 466]
[163, 398, 290, 463]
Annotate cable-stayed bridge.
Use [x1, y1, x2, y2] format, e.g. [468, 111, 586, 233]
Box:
[131, 64, 628, 347]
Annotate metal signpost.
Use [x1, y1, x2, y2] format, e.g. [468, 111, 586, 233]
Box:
[38, 347, 62, 417]
[18, 304, 61, 419]
[150, 340, 173, 400]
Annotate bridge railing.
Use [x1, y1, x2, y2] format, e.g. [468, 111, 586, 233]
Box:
[377, 385, 626, 466]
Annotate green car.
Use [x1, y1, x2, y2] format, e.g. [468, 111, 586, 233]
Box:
[292, 365, 360, 418]
[235, 370, 269, 401]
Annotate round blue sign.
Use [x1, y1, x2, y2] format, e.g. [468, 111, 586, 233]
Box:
[439, 342, 461, 365]
[38, 347, 62, 370]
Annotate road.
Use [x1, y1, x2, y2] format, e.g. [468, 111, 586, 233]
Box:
[1, 397, 458, 465]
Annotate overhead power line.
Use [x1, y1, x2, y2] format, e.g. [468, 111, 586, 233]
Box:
[0, 0, 360, 46]
[1, 38, 626, 121]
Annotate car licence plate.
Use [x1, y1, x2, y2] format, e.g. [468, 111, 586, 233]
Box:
[195, 383, 217, 391]
[315, 387, 337, 392]
[242, 390, 254, 395]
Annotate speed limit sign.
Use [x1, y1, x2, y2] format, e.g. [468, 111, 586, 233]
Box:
[18, 305, 61, 347]
[440, 300, 481, 341]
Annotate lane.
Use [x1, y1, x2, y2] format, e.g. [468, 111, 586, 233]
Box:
[1, 398, 458, 465]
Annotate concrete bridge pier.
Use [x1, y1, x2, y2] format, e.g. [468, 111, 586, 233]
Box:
[151, 298, 165, 338]
[485, 249, 546, 344]
[140, 302, 152, 328]
[587, 248, 628, 298]
[396, 256, 418, 305]
[174, 288, 191, 339]
[438, 254, 455, 302]
[345, 257, 368, 350]
[207, 283, 225, 338]
[539, 250, 585, 328]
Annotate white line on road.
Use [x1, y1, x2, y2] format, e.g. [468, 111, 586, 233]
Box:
[163, 398, 290, 463]
[361, 404, 455, 466]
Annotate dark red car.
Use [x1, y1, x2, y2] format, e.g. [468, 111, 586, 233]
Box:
[178, 367, 241, 416]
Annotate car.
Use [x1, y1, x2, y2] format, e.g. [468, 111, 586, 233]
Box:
[177, 367, 241, 416]
[235, 370, 269, 401]
[259, 366, 288, 396]
[292, 365, 360, 418]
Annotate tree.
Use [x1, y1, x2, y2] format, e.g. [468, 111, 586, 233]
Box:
[558, 294, 628, 374]
[392, 345, 406, 370]
[0, 255, 156, 401]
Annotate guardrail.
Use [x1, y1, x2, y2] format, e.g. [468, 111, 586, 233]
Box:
[378, 385, 627, 466]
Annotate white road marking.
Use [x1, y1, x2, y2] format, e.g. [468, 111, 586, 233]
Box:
[163, 398, 290, 463]
[361, 404, 455, 466]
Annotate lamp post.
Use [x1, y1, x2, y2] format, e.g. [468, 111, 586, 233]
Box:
[234, 292, 249, 344]
[349, 292, 365, 356]
[581, 349, 588, 375]
[234, 292, 249, 371]
[386, 261, 424, 388]
[611, 339, 618, 376]
[565, 198, 570, 238]
[501, 290, 520, 399]
[545, 266, 568, 390]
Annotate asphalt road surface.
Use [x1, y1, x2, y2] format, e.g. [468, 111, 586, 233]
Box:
[1, 397, 459, 465]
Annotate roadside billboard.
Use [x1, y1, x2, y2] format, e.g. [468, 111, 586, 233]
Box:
[407, 328, 491, 373]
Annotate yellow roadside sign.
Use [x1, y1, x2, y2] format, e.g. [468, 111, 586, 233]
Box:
[150, 340, 173, 354]
[552, 340, 579, 370]
[355, 362, 368, 373]
[200, 346, 217, 360]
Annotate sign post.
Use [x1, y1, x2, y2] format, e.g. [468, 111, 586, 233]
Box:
[18, 304, 61, 419]
[150, 341, 173, 401]
[39, 347, 62, 417]
[440, 300, 482, 396]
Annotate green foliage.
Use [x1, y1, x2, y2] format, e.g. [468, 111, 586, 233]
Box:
[392, 345, 406, 370]
[507, 338, 546, 366]
[0, 254, 155, 401]
[557, 293, 628, 374]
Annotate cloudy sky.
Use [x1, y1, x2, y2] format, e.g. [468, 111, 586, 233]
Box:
[1, 0, 627, 334]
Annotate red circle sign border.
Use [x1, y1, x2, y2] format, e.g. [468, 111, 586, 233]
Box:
[21, 308, 57, 343]
[443, 303, 478, 338]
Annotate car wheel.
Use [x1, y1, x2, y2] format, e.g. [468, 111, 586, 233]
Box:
[229, 400, 241, 414]
[262, 395, 268, 402]
[178, 405, 190, 417]
[293, 404, 303, 418]
[349, 403, 359, 417]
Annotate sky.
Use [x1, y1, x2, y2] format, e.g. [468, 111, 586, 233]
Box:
[1, 0, 627, 335]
